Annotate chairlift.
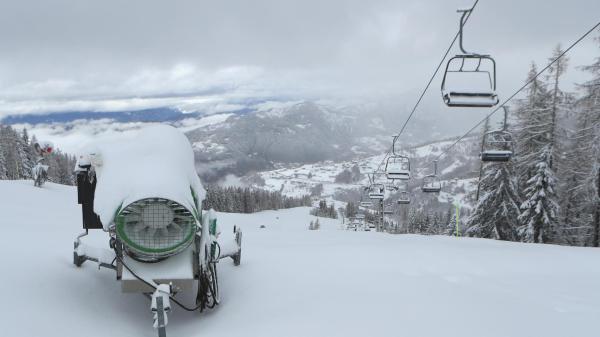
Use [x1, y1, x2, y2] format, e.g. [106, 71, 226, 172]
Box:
[385, 156, 410, 180]
[368, 183, 385, 200]
[481, 106, 514, 162]
[481, 131, 513, 162]
[397, 191, 411, 205]
[360, 186, 374, 207]
[422, 161, 442, 193]
[385, 182, 399, 192]
[385, 136, 411, 180]
[441, 8, 498, 108]
[383, 205, 394, 215]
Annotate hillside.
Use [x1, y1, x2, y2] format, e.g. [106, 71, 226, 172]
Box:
[7, 100, 485, 183]
[1, 180, 599, 337]
[247, 135, 481, 212]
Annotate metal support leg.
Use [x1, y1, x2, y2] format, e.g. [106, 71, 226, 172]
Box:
[152, 284, 170, 337]
[156, 297, 167, 337]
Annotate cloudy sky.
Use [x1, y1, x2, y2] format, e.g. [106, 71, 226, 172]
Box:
[0, 0, 598, 117]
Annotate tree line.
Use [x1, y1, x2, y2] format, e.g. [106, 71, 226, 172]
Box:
[202, 185, 311, 213]
[310, 200, 338, 219]
[0, 125, 76, 185]
[466, 39, 600, 246]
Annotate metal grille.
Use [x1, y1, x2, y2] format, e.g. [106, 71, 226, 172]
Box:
[118, 198, 195, 258]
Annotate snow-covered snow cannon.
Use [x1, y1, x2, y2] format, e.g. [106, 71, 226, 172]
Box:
[72, 125, 242, 337]
[31, 140, 53, 187]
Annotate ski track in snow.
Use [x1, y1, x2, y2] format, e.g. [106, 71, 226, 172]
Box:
[2, 180, 600, 337]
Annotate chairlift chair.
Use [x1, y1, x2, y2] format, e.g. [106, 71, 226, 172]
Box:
[441, 8, 499, 108]
[422, 175, 442, 193]
[397, 191, 411, 205]
[385, 155, 411, 180]
[385, 182, 399, 192]
[480, 106, 514, 162]
[422, 160, 442, 193]
[481, 130, 513, 162]
[368, 183, 385, 200]
[359, 186, 373, 207]
[383, 205, 394, 215]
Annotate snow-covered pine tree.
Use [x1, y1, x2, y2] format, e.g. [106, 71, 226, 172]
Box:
[546, 44, 570, 172]
[571, 32, 600, 246]
[0, 131, 7, 180]
[514, 62, 552, 191]
[559, 109, 597, 245]
[466, 161, 520, 240]
[513, 61, 560, 243]
[518, 146, 559, 243]
[446, 207, 458, 236]
[18, 128, 35, 179]
[467, 115, 521, 241]
[0, 126, 22, 179]
[406, 208, 417, 234]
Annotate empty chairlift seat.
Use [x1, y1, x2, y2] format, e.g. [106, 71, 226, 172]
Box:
[368, 183, 385, 200]
[397, 191, 410, 204]
[385, 155, 410, 180]
[481, 130, 513, 162]
[422, 175, 442, 193]
[442, 55, 499, 108]
[360, 187, 374, 207]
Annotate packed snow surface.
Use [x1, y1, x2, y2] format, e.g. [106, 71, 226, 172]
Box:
[2, 180, 600, 337]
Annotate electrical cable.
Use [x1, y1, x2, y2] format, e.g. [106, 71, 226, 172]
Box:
[114, 247, 220, 312]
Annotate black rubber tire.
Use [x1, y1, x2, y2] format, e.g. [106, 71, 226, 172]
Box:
[73, 252, 84, 267]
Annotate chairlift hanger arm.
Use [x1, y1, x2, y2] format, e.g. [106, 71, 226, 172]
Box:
[457, 9, 471, 55]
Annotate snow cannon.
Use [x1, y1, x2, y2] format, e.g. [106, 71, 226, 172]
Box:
[33, 141, 53, 155]
[72, 125, 242, 337]
[32, 140, 53, 187]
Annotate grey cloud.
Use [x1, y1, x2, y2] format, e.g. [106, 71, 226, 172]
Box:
[0, 0, 598, 116]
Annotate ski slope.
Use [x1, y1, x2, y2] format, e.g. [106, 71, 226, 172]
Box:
[2, 180, 600, 337]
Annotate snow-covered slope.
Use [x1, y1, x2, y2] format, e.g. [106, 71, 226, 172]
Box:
[2, 180, 600, 337]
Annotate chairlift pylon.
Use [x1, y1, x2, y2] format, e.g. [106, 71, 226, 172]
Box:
[441, 8, 499, 108]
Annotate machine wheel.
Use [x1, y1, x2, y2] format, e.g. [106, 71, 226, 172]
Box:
[232, 227, 242, 266]
[73, 251, 85, 267]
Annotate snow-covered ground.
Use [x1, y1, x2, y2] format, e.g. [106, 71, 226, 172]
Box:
[2, 180, 600, 337]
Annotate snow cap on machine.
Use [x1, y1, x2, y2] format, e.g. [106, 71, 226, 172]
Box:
[88, 124, 205, 229]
